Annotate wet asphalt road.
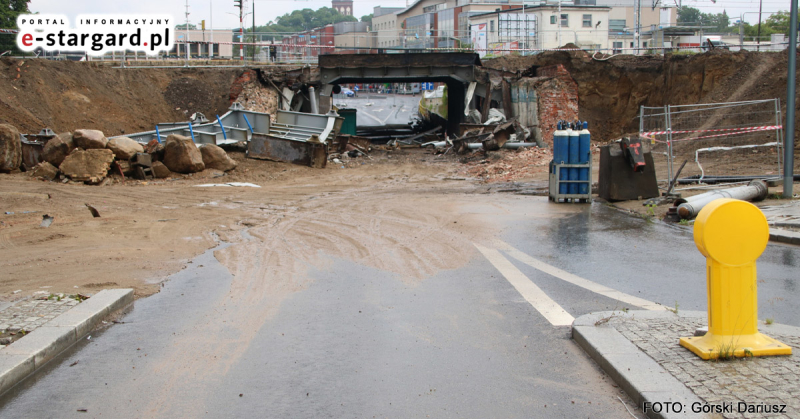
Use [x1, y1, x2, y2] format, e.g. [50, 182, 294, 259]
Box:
[2, 196, 799, 418]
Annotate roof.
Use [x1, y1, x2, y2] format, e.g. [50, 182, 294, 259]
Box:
[468, 4, 611, 19]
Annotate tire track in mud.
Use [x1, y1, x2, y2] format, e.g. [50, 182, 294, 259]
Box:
[138, 178, 492, 417]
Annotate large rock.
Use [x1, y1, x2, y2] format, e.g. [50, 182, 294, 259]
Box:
[73, 129, 108, 150]
[59, 149, 115, 183]
[151, 161, 171, 179]
[42, 132, 75, 167]
[162, 135, 204, 173]
[107, 137, 144, 160]
[0, 124, 22, 173]
[31, 161, 58, 181]
[199, 144, 237, 172]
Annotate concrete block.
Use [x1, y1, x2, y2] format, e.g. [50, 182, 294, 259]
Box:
[45, 289, 133, 338]
[0, 354, 34, 396]
[1, 326, 76, 368]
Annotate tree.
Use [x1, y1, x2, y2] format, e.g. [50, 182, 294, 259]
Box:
[0, 0, 31, 54]
[677, 6, 704, 25]
[251, 7, 357, 41]
[360, 13, 373, 27]
[765, 10, 790, 35]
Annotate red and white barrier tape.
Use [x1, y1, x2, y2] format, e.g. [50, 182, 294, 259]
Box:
[642, 125, 782, 136]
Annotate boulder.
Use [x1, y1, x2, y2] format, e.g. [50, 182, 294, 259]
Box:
[107, 137, 144, 160]
[59, 149, 115, 183]
[151, 161, 172, 179]
[199, 144, 237, 172]
[0, 124, 22, 173]
[73, 129, 108, 150]
[42, 132, 75, 167]
[31, 161, 58, 181]
[162, 135, 204, 173]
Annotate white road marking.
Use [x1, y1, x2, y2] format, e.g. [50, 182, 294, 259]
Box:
[474, 243, 575, 326]
[360, 111, 384, 125]
[492, 240, 667, 311]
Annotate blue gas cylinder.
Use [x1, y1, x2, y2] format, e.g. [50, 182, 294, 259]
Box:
[553, 121, 569, 194]
[568, 121, 580, 195]
[578, 121, 591, 195]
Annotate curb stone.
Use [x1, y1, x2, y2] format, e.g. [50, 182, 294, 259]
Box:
[0, 289, 134, 396]
[769, 228, 800, 245]
[572, 310, 708, 419]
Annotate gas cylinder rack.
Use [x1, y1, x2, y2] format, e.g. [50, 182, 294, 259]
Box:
[549, 121, 592, 203]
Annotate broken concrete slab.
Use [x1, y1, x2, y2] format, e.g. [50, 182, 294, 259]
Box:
[107, 136, 144, 160]
[162, 135, 204, 174]
[73, 129, 108, 150]
[59, 148, 115, 183]
[0, 124, 22, 173]
[31, 161, 58, 181]
[41, 132, 75, 167]
[199, 144, 237, 172]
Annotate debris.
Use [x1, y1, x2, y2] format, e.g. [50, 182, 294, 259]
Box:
[77, 408, 88, 412]
[41, 132, 75, 167]
[12, 290, 21, 294]
[199, 144, 237, 172]
[484, 108, 507, 125]
[151, 161, 171, 179]
[40, 214, 54, 228]
[69, 361, 79, 367]
[162, 135, 204, 174]
[157, 219, 178, 222]
[130, 153, 154, 180]
[73, 129, 108, 150]
[0, 123, 22, 173]
[106, 137, 144, 160]
[59, 149, 115, 184]
[31, 161, 58, 181]
[194, 183, 261, 188]
[85, 204, 101, 218]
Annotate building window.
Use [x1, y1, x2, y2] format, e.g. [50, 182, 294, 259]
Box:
[609, 19, 625, 32]
[550, 15, 556, 25]
[583, 14, 592, 28]
[560, 14, 568, 27]
[613, 41, 622, 54]
[490, 20, 495, 32]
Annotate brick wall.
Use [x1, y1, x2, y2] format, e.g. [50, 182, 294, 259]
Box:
[535, 64, 579, 145]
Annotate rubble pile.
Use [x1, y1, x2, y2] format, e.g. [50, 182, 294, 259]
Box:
[460, 147, 553, 182]
[236, 77, 280, 120]
[0, 123, 239, 185]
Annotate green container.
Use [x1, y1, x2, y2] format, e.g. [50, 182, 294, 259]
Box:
[338, 108, 357, 136]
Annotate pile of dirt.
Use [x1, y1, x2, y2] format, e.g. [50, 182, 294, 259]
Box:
[459, 147, 553, 182]
[0, 58, 243, 136]
[483, 49, 799, 143]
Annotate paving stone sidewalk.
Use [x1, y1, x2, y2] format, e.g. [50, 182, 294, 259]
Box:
[607, 314, 800, 419]
[0, 296, 82, 347]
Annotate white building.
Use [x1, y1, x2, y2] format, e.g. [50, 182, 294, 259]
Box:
[172, 29, 233, 58]
[468, 5, 610, 54]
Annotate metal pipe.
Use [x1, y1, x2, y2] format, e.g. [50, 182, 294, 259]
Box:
[308, 86, 319, 114]
[216, 115, 227, 141]
[466, 142, 538, 149]
[155, 125, 162, 143]
[676, 180, 768, 220]
[188, 122, 196, 142]
[785, 0, 798, 198]
[242, 114, 254, 133]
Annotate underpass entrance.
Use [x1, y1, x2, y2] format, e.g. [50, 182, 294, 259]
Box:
[318, 53, 481, 137]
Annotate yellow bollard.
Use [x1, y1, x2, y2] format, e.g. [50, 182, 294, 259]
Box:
[680, 198, 792, 360]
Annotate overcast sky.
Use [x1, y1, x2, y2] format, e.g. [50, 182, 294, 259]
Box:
[27, 0, 787, 28]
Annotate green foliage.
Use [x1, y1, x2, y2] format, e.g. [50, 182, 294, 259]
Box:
[254, 7, 357, 41]
[360, 13, 373, 26]
[0, 0, 31, 54]
[678, 6, 792, 40]
[766, 318, 774, 325]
